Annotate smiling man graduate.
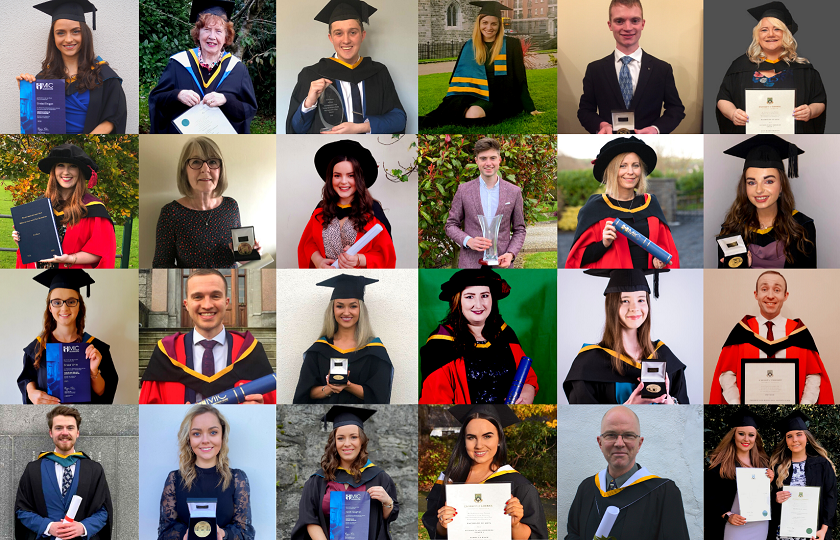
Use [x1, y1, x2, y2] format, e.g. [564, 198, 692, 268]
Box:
[286, 0, 406, 134]
[709, 270, 833, 404]
[139, 269, 276, 404]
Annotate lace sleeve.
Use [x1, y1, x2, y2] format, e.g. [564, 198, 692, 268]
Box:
[224, 469, 255, 540]
[158, 471, 187, 540]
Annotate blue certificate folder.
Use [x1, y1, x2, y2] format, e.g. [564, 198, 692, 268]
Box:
[329, 491, 370, 540]
[20, 79, 65, 134]
[46, 343, 91, 403]
[11, 198, 62, 264]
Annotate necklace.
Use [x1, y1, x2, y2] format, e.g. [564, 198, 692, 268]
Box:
[188, 197, 218, 226]
[613, 190, 637, 211]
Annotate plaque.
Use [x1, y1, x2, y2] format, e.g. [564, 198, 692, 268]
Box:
[717, 234, 748, 268]
[745, 88, 796, 134]
[318, 84, 346, 132]
[640, 360, 666, 399]
[45, 343, 91, 403]
[329, 357, 349, 386]
[478, 214, 503, 266]
[230, 226, 260, 262]
[20, 79, 66, 134]
[187, 499, 217, 540]
[611, 110, 634, 134]
[741, 359, 798, 404]
[11, 198, 63, 264]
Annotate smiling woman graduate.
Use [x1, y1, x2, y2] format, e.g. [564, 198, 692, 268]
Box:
[16, 0, 127, 134]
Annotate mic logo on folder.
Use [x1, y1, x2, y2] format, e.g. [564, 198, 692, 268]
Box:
[63, 345, 80, 353]
[345, 493, 364, 501]
[36, 82, 54, 91]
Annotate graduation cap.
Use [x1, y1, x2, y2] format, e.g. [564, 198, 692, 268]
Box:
[317, 274, 378, 301]
[189, 0, 235, 23]
[592, 136, 657, 183]
[584, 268, 668, 298]
[33, 0, 97, 30]
[747, 2, 797, 35]
[34, 269, 95, 297]
[38, 144, 99, 187]
[438, 267, 511, 302]
[723, 134, 804, 179]
[314, 139, 379, 187]
[322, 405, 376, 430]
[469, 1, 512, 18]
[776, 409, 809, 434]
[727, 408, 764, 430]
[315, 0, 377, 25]
[447, 405, 520, 428]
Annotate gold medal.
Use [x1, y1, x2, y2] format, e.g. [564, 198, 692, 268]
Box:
[616, 128, 632, 134]
[333, 375, 344, 380]
[729, 256, 743, 268]
[194, 521, 212, 538]
[237, 242, 253, 255]
[645, 383, 661, 394]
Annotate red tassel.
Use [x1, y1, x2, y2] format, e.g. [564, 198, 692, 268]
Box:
[87, 167, 97, 189]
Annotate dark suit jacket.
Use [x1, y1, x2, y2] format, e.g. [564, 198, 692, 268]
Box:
[577, 49, 686, 134]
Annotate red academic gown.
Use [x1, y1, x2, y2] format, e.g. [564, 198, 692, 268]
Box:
[297, 208, 396, 269]
[139, 330, 276, 404]
[16, 195, 116, 269]
[709, 316, 834, 404]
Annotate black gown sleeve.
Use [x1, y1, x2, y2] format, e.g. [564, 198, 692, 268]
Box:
[94, 77, 127, 134]
[421, 480, 446, 538]
[224, 469, 255, 540]
[818, 460, 837, 539]
[148, 60, 186, 134]
[359, 356, 393, 404]
[512, 476, 549, 539]
[290, 476, 324, 540]
[580, 241, 609, 266]
[293, 351, 322, 404]
[158, 471, 186, 540]
[92, 339, 118, 404]
[507, 37, 536, 114]
[566, 380, 613, 405]
[564, 480, 586, 540]
[217, 64, 258, 127]
[17, 340, 39, 404]
[704, 465, 735, 540]
[794, 219, 817, 268]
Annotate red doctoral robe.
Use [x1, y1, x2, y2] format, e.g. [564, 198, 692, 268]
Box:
[297, 208, 396, 268]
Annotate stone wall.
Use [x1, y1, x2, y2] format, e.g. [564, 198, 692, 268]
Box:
[420, 0, 480, 44]
[648, 177, 678, 223]
[0, 406, 138, 540]
[276, 405, 418, 540]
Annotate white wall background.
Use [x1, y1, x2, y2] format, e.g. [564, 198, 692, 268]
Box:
[0, 269, 138, 404]
[557, 269, 704, 405]
[557, 405, 704, 540]
[703, 269, 840, 403]
[1, 0, 139, 134]
[703, 134, 840, 268]
[275, 269, 418, 404]
[276, 134, 418, 268]
[138, 405, 276, 539]
[276, 0, 419, 133]
[138, 134, 277, 267]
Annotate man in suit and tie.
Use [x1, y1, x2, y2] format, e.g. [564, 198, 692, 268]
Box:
[445, 137, 527, 269]
[577, 0, 685, 134]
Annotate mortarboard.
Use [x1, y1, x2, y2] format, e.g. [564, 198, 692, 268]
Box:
[322, 405, 376, 430]
[584, 268, 668, 298]
[317, 274, 378, 301]
[727, 408, 764, 430]
[315, 0, 377, 25]
[447, 404, 520, 428]
[747, 2, 797, 35]
[33, 0, 97, 30]
[469, 1, 512, 18]
[776, 410, 809, 434]
[34, 268, 95, 297]
[723, 134, 804, 178]
[592, 136, 658, 183]
[438, 267, 511, 302]
[314, 139, 379, 187]
[189, 0, 235, 23]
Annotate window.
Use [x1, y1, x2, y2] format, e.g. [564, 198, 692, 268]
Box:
[446, 2, 460, 27]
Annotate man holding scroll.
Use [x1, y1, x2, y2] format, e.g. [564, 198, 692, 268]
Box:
[566, 406, 689, 540]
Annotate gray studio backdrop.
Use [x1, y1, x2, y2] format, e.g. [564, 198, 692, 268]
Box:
[276, 404, 418, 540]
[0, 269, 139, 405]
[703, 134, 840, 268]
[0, 405, 138, 538]
[276, 134, 419, 268]
[2, 0, 140, 134]
[557, 405, 704, 540]
[139, 405, 276, 540]
[276, 0, 419, 133]
[556, 269, 704, 405]
[703, 0, 838, 133]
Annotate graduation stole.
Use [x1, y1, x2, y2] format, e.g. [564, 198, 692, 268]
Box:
[446, 38, 507, 101]
[595, 466, 659, 497]
[171, 49, 241, 97]
[40, 451, 88, 468]
[576, 341, 665, 370]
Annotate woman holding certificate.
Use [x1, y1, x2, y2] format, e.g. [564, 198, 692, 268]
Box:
[422, 405, 548, 539]
[290, 406, 398, 540]
[17, 269, 118, 405]
[564, 137, 680, 269]
[12, 143, 116, 269]
[157, 405, 255, 540]
[297, 140, 396, 269]
[768, 410, 836, 540]
[15, 0, 127, 134]
[715, 2, 826, 134]
[717, 135, 815, 268]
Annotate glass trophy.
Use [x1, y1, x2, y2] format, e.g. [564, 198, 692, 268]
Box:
[318, 85, 345, 132]
[478, 214, 503, 265]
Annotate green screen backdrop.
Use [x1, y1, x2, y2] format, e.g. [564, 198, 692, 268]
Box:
[418, 269, 557, 403]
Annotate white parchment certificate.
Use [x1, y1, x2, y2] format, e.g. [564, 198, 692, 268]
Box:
[780, 485, 820, 537]
[743, 362, 797, 404]
[735, 468, 771, 521]
[746, 88, 796, 134]
[446, 483, 511, 540]
[173, 103, 237, 134]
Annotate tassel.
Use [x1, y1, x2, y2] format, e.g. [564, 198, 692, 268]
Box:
[86, 284, 90, 298]
[788, 143, 799, 178]
[87, 166, 97, 189]
[653, 272, 660, 299]
[92, 10, 96, 30]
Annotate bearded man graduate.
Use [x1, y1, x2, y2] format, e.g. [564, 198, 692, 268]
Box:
[566, 406, 689, 540]
[286, 0, 406, 134]
[140, 269, 276, 404]
[709, 270, 833, 404]
[15, 406, 112, 540]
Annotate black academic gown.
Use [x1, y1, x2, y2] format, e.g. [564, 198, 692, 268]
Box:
[148, 50, 257, 134]
[563, 341, 689, 404]
[290, 464, 399, 540]
[717, 212, 817, 268]
[716, 54, 827, 134]
[768, 456, 837, 540]
[292, 338, 393, 404]
[286, 57, 406, 134]
[17, 334, 118, 404]
[704, 464, 739, 540]
[422, 466, 549, 539]
[37, 62, 126, 134]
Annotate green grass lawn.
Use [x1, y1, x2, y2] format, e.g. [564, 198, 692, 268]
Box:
[522, 250, 557, 269]
[419, 68, 557, 134]
[418, 512, 558, 539]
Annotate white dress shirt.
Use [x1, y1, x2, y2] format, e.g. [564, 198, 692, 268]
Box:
[300, 55, 370, 128]
[192, 327, 229, 401]
[464, 175, 501, 247]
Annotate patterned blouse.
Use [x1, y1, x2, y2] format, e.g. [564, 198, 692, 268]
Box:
[153, 197, 240, 268]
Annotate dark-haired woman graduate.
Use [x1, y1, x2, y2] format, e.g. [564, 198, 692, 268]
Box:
[291, 406, 399, 540]
[12, 144, 116, 269]
[422, 405, 548, 539]
[16, 0, 126, 133]
[293, 275, 393, 404]
[148, 0, 257, 133]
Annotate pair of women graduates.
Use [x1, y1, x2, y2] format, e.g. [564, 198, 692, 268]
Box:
[707, 410, 837, 540]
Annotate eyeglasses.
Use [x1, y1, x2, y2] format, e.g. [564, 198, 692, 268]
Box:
[600, 432, 640, 442]
[50, 298, 79, 308]
[186, 158, 222, 170]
